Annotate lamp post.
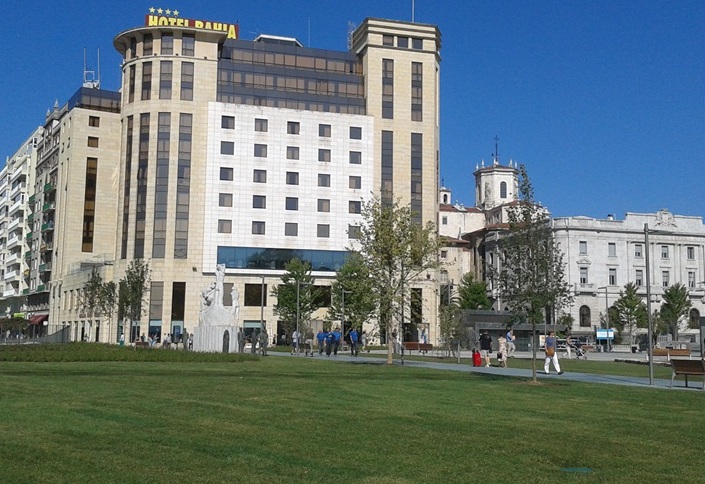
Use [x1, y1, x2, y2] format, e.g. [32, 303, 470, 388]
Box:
[644, 223, 654, 386]
[295, 280, 311, 354]
[341, 288, 352, 333]
[597, 286, 611, 353]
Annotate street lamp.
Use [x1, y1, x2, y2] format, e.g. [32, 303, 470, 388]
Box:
[341, 288, 352, 333]
[597, 286, 611, 353]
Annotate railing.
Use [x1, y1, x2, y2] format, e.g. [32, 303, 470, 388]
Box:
[41, 222, 54, 232]
[42, 202, 55, 212]
[43, 182, 55, 193]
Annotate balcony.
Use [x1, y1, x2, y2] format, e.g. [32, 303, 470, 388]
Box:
[40, 242, 53, 253]
[575, 282, 595, 294]
[9, 200, 23, 216]
[4, 270, 18, 281]
[3, 288, 18, 298]
[8, 217, 21, 230]
[26, 232, 33, 240]
[43, 182, 55, 193]
[28, 194, 35, 204]
[22, 288, 29, 295]
[6, 252, 19, 265]
[10, 183, 25, 197]
[42, 202, 55, 213]
[27, 213, 34, 223]
[39, 263, 52, 273]
[6, 235, 20, 249]
[24, 250, 32, 259]
[41, 222, 54, 232]
[36, 284, 47, 293]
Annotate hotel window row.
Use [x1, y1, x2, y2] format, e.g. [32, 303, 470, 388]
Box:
[382, 34, 424, 50]
[217, 220, 360, 239]
[219, 169, 360, 189]
[126, 61, 195, 103]
[219, 143, 363, 165]
[125, 32, 196, 59]
[226, 195, 361, 211]
[221, 115, 362, 140]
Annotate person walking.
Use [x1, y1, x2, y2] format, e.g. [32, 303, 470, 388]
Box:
[291, 329, 300, 355]
[237, 328, 245, 353]
[478, 330, 493, 367]
[258, 328, 269, 356]
[332, 327, 342, 355]
[325, 330, 335, 357]
[563, 333, 572, 359]
[349, 327, 359, 356]
[506, 329, 516, 358]
[361, 330, 368, 353]
[304, 327, 315, 357]
[316, 329, 326, 355]
[498, 334, 508, 368]
[544, 331, 563, 375]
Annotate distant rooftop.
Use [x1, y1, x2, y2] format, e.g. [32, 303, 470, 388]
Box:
[253, 34, 303, 47]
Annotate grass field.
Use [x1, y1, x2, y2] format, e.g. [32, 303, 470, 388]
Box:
[1, 344, 703, 483]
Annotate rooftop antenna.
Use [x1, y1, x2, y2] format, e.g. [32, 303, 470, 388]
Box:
[492, 135, 500, 164]
[308, 17, 311, 47]
[347, 21, 356, 50]
[83, 48, 100, 89]
[412, 0, 415, 22]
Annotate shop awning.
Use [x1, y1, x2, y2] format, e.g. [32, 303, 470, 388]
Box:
[29, 314, 49, 325]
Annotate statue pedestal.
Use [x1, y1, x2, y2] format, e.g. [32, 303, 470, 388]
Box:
[193, 325, 238, 353]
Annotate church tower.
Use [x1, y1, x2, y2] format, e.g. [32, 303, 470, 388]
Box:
[473, 138, 519, 210]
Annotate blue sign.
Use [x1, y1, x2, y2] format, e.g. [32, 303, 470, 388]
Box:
[595, 329, 614, 340]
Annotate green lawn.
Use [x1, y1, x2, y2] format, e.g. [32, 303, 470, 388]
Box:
[1, 344, 702, 483]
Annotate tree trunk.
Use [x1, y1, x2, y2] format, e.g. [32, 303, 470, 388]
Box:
[531, 324, 537, 382]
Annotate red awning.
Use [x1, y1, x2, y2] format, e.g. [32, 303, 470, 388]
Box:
[29, 314, 49, 325]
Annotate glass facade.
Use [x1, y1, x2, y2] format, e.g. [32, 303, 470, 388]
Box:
[217, 246, 349, 271]
[217, 39, 365, 114]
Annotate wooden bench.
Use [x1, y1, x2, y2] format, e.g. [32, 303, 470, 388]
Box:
[403, 341, 433, 354]
[134, 341, 151, 349]
[653, 348, 691, 360]
[670, 359, 705, 389]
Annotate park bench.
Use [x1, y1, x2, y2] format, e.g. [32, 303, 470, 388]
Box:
[403, 341, 433, 355]
[134, 341, 151, 349]
[669, 359, 705, 389]
[652, 348, 691, 360]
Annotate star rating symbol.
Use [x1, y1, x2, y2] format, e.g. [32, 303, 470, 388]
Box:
[173, 10, 179, 16]
[149, 7, 180, 17]
[157, 8, 163, 14]
[165, 9, 171, 15]
[149, 7, 155, 13]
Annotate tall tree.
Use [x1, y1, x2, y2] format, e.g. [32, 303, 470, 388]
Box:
[100, 281, 118, 342]
[612, 282, 647, 345]
[327, 253, 375, 332]
[81, 268, 103, 319]
[456, 272, 491, 310]
[493, 165, 573, 381]
[271, 258, 321, 340]
[118, 259, 151, 342]
[660, 283, 691, 341]
[356, 196, 440, 364]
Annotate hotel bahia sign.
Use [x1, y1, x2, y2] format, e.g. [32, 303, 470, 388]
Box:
[145, 7, 239, 39]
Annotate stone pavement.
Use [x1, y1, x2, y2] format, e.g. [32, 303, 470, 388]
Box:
[270, 349, 704, 391]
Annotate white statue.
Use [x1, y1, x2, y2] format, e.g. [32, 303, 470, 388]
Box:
[199, 264, 234, 327]
[231, 286, 240, 323]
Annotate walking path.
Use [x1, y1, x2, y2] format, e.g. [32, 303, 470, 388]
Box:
[270, 350, 702, 391]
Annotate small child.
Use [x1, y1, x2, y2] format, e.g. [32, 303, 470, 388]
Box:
[472, 348, 482, 367]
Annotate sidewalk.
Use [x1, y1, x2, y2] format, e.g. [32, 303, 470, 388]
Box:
[269, 350, 700, 391]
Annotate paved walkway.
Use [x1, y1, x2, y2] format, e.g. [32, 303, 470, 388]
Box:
[270, 350, 704, 391]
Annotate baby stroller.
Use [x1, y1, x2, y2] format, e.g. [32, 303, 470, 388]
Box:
[574, 342, 588, 360]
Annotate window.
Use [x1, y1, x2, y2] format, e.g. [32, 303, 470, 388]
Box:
[440, 250, 448, 259]
[350, 126, 362, 140]
[253, 195, 266, 209]
[382, 59, 394, 119]
[579, 241, 587, 255]
[141, 62, 152, 100]
[412, 37, 423, 49]
[286, 172, 299, 185]
[397, 36, 409, 48]
[180, 62, 194, 101]
[608, 242, 616, 257]
[253, 169, 267, 183]
[662, 270, 670, 287]
[182, 34, 195, 56]
[219, 193, 232, 207]
[687, 246, 695, 260]
[87, 137, 99, 148]
[252, 221, 266, 235]
[688, 271, 696, 288]
[255, 118, 268, 132]
[221, 116, 235, 129]
[579, 306, 591, 327]
[317, 199, 330, 212]
[89, 116, 100, 127]
[349, 176, 361, 189]
[285, 223, 298, 236]
[635, 270, 643, 286]
[219, 167, 233, 181]
[661, 245, 669, 259]
[442, 216, 448, 225]
[319, 124, 331, 137]
[349, 151, 362, 164]
[382, 35, 394, 46]
[286, 146, 300, 160]
[348, 225, 361, 239]
[500, 181, 507, 199]
[220, 141, 234, 155]
[609, 268, 617, 286]
[318, 174, 330, 187]
[244, 283, 267, 306]
[318, 149, 331, 162]
[411, 61, 423, 121]
[254, 144, 267, 158]
[349, 201, 361, 214]
[143, 34, 153, 55]
[161, 33, 173, 55]
[634, 244, 643, 258]
[285, 197, 298, 210]
[159, 60, 173, 99]
[218, 219, 232, 233]
[317, 224, 330, 238]
[287, 121, 300, 134]
[579, 267, 588, 284]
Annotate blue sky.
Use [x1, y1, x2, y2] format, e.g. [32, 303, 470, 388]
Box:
[1, 0, 703, 218]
